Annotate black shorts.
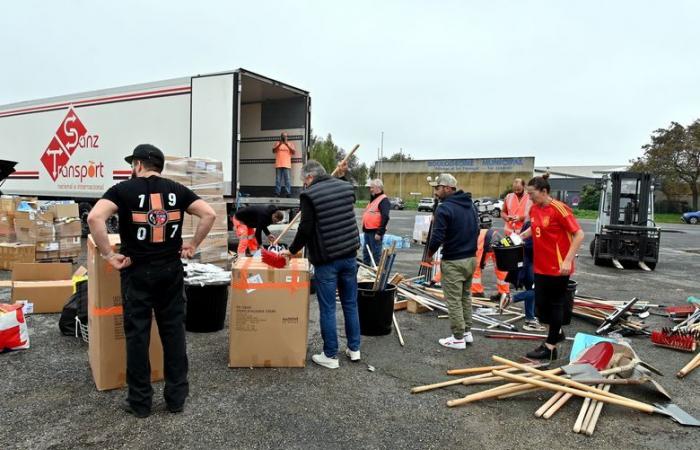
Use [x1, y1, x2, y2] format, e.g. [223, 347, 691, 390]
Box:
[534, 273, 571, 325]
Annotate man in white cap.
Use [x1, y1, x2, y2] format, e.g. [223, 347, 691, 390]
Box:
[427, 174, 479, 349]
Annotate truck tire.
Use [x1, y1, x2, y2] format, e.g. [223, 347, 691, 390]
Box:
[79, 202, 93, 237]
[589, 238, 596, 257]
[491, 208, 501, 218]
[106, 214, 119, 233]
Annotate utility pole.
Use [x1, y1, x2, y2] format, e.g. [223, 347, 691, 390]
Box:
[380, 131, 384, 179]
[399, 147, 403, 199]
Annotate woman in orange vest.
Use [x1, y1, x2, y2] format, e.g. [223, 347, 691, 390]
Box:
[362, 179, 391, 266]
[502, 178, 532, 234]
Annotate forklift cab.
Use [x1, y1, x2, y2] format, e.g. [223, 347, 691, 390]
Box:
[591, 172, 661, 271]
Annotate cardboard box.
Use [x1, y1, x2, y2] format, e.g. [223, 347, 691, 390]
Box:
[87, 234, 164, 391]
[55, 219, 82, 238]
[229, 258, 310, 368]
[59, 236, 81, 258]
[0, 243, 35, 270]
[14, 212, 55, 243]
[50, 203, 79, 220]
[11, 263, 74, 313]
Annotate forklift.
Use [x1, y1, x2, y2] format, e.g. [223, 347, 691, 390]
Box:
[590, 172, 661, 271]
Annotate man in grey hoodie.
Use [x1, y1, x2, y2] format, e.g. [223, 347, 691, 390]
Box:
[427, 174, 479, 349]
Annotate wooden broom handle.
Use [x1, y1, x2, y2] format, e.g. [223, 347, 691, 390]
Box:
[447, 364, 512, 376]
[272, 144, 360, 246]
[492, 356, 658, 408]
[411, 371, 495, 394]
[677, 351, 700, 378]
[494, 370, 655, 414]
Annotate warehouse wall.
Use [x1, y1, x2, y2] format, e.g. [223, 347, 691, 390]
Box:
[380, 171, 534, 199]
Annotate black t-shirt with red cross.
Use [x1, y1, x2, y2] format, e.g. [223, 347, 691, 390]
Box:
[103, 176, 199, 262]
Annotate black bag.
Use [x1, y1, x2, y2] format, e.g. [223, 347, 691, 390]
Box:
[59, 279, 88, 336]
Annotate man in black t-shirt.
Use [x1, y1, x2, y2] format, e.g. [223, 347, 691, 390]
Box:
[87, 144, 216, 418]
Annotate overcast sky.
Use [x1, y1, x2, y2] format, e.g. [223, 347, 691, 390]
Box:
[2, 0, 700, 167]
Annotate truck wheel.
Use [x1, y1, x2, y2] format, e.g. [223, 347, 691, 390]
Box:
[589, 238, 596, 257]
[491, 208, 500, 218]
[106, 214, 119, 233]
[79, 202, 93, 237]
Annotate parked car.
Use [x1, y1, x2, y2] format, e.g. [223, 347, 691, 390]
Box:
[389, 197, 405, 210]
[473, 197, 497, 206]
[681, 210, 700, 224]
[490, 199, 504, 218]
[417, 197, 435, 212]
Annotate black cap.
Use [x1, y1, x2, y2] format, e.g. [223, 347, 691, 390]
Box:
[125, 144, 165, 170]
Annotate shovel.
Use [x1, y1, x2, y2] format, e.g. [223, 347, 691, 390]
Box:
[493, 357, 700, 427]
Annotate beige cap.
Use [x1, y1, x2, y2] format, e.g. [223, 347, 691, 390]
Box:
[429, 173, 458, 188]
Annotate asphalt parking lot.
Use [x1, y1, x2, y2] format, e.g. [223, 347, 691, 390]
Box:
[1, 209, 699, 450]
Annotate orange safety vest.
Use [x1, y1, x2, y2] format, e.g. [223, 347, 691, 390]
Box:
[504, 192, 531, 233]
[362, 194, 387, 230]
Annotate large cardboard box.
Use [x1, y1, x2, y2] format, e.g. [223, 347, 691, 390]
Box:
[87, 234, 164, 391]
[11, 263, 74, 313]
[49, 203, 79, 220]
[59, 236, 81, 259]
[0, 243, 35, 270]
[229, 258, 310, 368]
[14, 211, 55, 243]
[55, 219, 82, 237]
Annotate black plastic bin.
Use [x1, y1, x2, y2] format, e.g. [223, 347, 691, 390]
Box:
[493, 245, 524, 271]
[562, 279, 577, 326]
[184, 283, 229, 333]
[357, 281, 396, 336]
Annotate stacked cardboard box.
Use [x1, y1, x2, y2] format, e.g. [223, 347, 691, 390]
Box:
[87, 234, 164, 391]
[11, 200, 81, 261]
[229, 257, 311, 368]
[163, 157, 230, 269]
[0, 243, 35, 271]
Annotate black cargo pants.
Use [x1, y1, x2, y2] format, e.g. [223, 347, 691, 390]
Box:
[120, 258, 188, 414]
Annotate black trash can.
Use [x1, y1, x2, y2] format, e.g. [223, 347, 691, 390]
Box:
[562, 279, 577, 326]
[357, 281, 396, 336]
[493, 245, 524, 271]
[184, 283, 229, 332]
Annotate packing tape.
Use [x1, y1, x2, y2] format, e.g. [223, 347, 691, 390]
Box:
[90, 306, 123, 317]
[232, 257, 309, 293]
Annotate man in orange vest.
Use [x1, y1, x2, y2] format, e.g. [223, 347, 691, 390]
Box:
[471, 225, 511, 303]
[502, 178, 532, 234]
[362, 179, 391, 266]
[272, 132, 296, 197]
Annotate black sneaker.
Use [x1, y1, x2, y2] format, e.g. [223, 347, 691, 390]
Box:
[556, 330, 566, 343]
[526, 344, 558, 360]
[122, 401, 150, 419]
[473, 292, 487, 299]
[167, 403, 185, 414]
[489, 293, 501, 302]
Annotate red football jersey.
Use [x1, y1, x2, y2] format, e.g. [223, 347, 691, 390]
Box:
[530, 200, 581, 276]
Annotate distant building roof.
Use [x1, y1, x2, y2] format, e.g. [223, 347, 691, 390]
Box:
[534, 165, 627, 179]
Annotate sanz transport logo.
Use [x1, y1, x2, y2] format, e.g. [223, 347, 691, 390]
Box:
[40, 107, 104, 182]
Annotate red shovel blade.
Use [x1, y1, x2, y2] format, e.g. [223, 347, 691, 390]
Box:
[573, 341, 615, 370]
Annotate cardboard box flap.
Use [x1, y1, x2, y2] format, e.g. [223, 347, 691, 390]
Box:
[88, 234, 121, 248]
[12, 262, 73, 281]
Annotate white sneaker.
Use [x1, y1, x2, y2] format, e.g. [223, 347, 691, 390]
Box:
[438, 335, 466, 349]
[345, 348, 361, 361]
[523, 319, 546, 332]
[312, 353, 339, 369]
[464, 332, 474, 343]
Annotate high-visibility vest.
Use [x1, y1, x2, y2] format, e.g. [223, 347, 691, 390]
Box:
[504, 192, 531, 233]
[362, 194, 387, 230]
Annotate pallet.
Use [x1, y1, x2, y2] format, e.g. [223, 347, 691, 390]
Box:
[407, 299, 431, 314]
[394, 299, 408, 311]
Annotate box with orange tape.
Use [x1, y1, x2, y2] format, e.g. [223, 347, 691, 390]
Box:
[229, 257, 310, 368]
[87, 234, 164, 391]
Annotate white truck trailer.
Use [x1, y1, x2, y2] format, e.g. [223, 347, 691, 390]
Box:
[0, 69, 311, 229]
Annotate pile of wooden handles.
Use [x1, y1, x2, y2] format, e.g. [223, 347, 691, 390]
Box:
[678, 351, 700, 378]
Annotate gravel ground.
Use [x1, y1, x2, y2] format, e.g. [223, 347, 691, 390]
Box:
[1, 210, 699, 450]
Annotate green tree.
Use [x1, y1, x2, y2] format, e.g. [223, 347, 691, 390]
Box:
[578, 184, 600, 210]
[308, 133, 367, 186]
[631, 120, 700, 210]
[369, 151, 413, 179]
